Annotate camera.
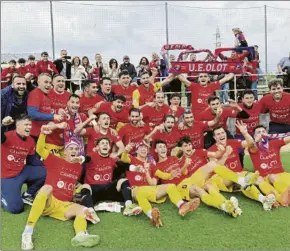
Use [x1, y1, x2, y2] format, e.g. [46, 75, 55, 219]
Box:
[64, 56, 71, 59]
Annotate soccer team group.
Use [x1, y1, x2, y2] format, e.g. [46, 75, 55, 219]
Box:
[2, 68, 290, 250]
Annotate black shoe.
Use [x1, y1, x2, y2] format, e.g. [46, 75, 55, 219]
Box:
[22, 193, 34, 206]
[72, 193, 86, 204]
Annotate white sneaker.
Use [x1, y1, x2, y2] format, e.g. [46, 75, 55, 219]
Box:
[263, 194, 276, 211]
[71, 232, 100, 247]
[21, 233, 34, 250]
[230, 196, 243, 216]
[84, 208, 100, 224]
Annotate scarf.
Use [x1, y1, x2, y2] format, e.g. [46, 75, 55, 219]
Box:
[257, 133, 290, 153]
[63, 107, 85, 155]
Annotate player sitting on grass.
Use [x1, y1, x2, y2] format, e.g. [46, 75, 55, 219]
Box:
[207, 122, 277, 211]
[21, 125, 100, 250]
[121, 141, 200, 227]
[248, 125, 290, 206]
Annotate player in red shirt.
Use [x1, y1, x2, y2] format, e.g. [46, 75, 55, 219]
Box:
[177, 72, 235, 116]
[1, 60, 16, 87]
[141, 91, 172, 128]
[248, 125, 290, 206]
[89, 95, 129, 129]
[178, 109, 220, 149]
[169, 93, 185, 120]
[121, 141, 200, 227]
[118, 108, 151, 152]
[21, 125, 100, 250]
[259, 78, 290, 133]
[79, 80, 104, 116]
[16, 58, 27, 76]
[75, 112, 124, 156]
[208, 123, 277, 210]
[27, 73, 63, 139]
[35, 51, 58, 77]
[48, 74, 71, 113]
[111, 70, 137, 108]
[25, 55, 37, 81]
[196, 95, 250, 149]
[1, 115, 46, 214]
[83, 137, 142, 216]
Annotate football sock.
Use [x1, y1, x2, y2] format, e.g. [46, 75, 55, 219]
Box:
[207, 187, 227, 204]
[213, 165, 239, 184]
[74, 215, 87, 234]
[26, 192, 47, 228]
[241, 185, 261, 202]
[166, 184, 183, 208]
[201, 193, 222, 209]
[135, 189, 152, 218]
[79, 188, 94, 208]
[258, 181, 281, 202]
[120, 180, 133, 202]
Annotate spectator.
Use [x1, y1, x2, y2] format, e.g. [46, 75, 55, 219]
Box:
[25, 55, 37, 83]
[242, 57, 258, 100]
[119, 55, 137, 82]
[35, 52, 58, 77]
[16, 58, 27, 76]
[81, 56, 93, 74]
[1, 59, 17, 88]
[136, 57, 150, 79]
[149, 52, 168, 82]
[277, 52, 290, 93]
[91, 53, 104, 83]
[1, 75, 29, 132]
[103, 58, 119, 84]
[53, 49, 72, 90]
[169, 93, 185, 120]
[71, 56, 87, 93]
[97, 77, 114, 102]
[253, 45, 265, 84]
[232, 28, 248, 47]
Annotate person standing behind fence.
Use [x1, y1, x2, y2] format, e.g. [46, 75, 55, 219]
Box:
[136, 57, 150, 83]
[16, 58, 27, 76]
[70, 56, 87, 93]
[232, 28, 248, 47]
[253, 45, 265, 84]
[119, 55, 137, 83]
[81, 56, 93, 75]
[1, 59, 17, 88]
[25, 55, 37, 84]
[36, 52, 58, 78]
[103, 58, 119, 84]
[90, 53, 104, 84]
[277, 52, 290, 93]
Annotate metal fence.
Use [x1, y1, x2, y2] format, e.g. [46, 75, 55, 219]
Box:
[1, 1, 290, 73]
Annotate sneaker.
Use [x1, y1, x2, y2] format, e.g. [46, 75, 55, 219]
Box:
[71, 232, 100, 247]
[21, 233, 34, 250]
[263, 194, 276, 211]
[230, 196, 242, 217]
[151, 208, 163, 228]
[178, 198, 200, 217]
[84, 208, 100, 224]
[22, 193, 34, 206]
[123, 203, 142, 216]
[244, 171, 260, 188]
[72, 192, 86, 204]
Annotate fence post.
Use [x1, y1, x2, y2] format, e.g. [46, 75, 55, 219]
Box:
[165, 2, 169, 47]
[49, 1, 56, 60]
[264, 5, 268, 73]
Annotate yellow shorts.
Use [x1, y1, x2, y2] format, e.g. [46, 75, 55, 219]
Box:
[265, 172, 290, 185]
[42, 195, 75, 221]
[177, 169, 206, 201]
[133, 186, 167, 204]
[45, 143, 64, 158]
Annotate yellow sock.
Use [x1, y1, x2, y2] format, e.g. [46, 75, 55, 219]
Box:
[214, 165, 239, 183]
[207, 187, 227, 204]
[166, 184, 183, 206]
[74, 215, 87, 234]
[26, 192, 48, 227]
[273, 181, 289, 193]
[241, 185, 261, 202]
[201, 193, 223, 209]
[135, 189, 152, 215]
[259, 181, 277, 195]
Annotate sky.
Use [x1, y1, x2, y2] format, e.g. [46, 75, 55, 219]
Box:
[1, 1, 290, 72]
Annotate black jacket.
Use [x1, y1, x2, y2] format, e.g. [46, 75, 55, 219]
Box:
[53, 59, 71, 79]
[119, 62, 137, 80]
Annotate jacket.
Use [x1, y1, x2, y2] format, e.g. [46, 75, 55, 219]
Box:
[53, 59, 72, 79]
[119, 63, 137, 80]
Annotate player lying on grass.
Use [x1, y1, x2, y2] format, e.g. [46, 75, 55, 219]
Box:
[207, 122, 277, 210]
[248, 125, 290, 206]
[21, 125, 100, 250]
[121, 141, 200, 227]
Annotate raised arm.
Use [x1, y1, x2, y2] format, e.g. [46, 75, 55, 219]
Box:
[36, 125, 53, 160]
[177, 74, 191, 87]
[236, 120, 254, 149]
[219, 73, 234, 85]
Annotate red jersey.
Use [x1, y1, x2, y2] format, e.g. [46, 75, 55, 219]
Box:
[79, 94, 104, 116]
[98, 102, 129, 129]
[35, 60, 58, 77]
[1, 131, 35, 178]
[179, 149, 208, 176]
[188, 81, 221, 116]
[118, 123, 151, 147]
[25, 64, 37, 77]
[48, 88, 71, 113]
[154, 156, 186, 185]
[196, 107, 238, 130]
[141, 104, 172, 127]
[249, 139, 285, 177]
[138, 84, 156, 105]
[236, 103, 261, 135]
[85, 127, 121, 153]
[172, 106, 185, 119]
[16, 66, 27, 76]
[209, 140, 243, 172]
[111, 84, 137, 108]
[178, 121, 209, 149]
[259, 93, 290, 125]
[85, 152, 117, 184]
[27, 88, 54, 137]
[44, 154, 82, 202]
[1, 67, 16, 81]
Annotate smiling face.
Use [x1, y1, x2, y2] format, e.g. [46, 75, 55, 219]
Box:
[155, 143, 168, 159]
[16, 119, 32, 137]
[12, 77, 27, 96]
[113, 99, 124, 112]
[38, 75, 52, 94]
[85, 82, 97, 97]
[96, 138, 111, 156]
[181, 142, 193, 157]
[242, 93, 255, 107]
[190, 54, 196, 62]
[136, 145, 148, 158]
[213, 128, 227, 145]
[64, 144, 80, 162]
[164, 117, 175, 133]
[183, 112, 194, 127]
[270, 84, 283, 101]
[53, 76, 65, 93]
[140, 73, 150, 88]
[95, 54, 102, 63]
[253, 127, 268, 142]
[98, 114, 110, 129]
[67, 97, 80, 115]
[129, 111, 140, 126]
[209, 99, 221, 114]
[119, 74, 130, 88]
[41, 54, 48, 62]
[198, 73, 210, 86]
[155, 92, 165, 107]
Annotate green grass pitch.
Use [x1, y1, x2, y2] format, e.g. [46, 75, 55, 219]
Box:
[2, 153, 290, 250]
